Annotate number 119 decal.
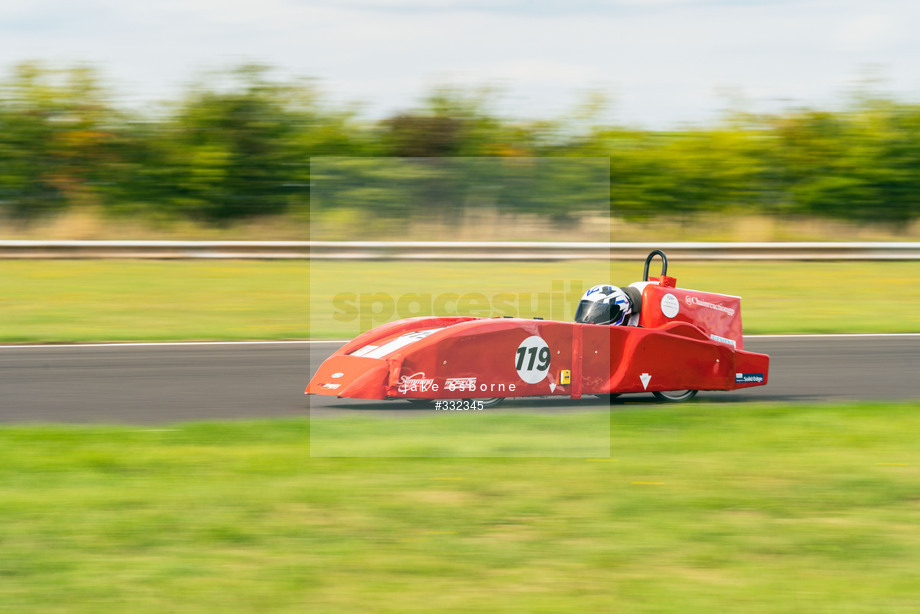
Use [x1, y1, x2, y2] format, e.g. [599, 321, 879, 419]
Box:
[515, 335, 551, 384]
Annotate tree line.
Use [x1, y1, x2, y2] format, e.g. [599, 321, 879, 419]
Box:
[1, 62, 918, 226]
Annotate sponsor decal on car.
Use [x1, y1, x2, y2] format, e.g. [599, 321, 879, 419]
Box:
[559, 369, 571, 385]
[735, 372, 764, 383]
[445, 377, 477, 392]
[686, 296, 736, 316]
[322, 383, 341, 390]
[397, 372, 437, 394]
[710, 334, 737, 347]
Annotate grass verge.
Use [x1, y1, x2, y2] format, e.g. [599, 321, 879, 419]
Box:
[0, 260, 918, 343]
[2, 402, 920, 612]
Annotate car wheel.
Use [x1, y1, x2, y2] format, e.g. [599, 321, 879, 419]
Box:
[652, 390, 698, 403]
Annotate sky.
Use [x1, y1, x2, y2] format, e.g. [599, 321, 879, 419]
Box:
[1, 0, 918, 127]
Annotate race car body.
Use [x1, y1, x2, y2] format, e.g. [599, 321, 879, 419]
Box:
[307, 251, 769, 403]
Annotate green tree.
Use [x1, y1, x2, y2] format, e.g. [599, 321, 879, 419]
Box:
[0, 62, 120, 219]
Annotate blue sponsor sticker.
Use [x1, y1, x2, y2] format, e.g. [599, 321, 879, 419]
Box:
[735, 373, 765, 384]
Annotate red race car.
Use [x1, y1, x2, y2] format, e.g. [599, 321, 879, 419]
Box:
[307, 250, 769, 407]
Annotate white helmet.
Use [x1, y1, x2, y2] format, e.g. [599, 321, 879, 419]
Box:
[575, 284, 633, 325]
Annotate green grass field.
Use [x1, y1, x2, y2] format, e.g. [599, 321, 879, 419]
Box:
[2, 402, 920, 612]
[0, 260, 918, 342]
[3, 259, 917, 612]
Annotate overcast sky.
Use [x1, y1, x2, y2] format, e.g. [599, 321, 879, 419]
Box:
[1, 0, 918, 126]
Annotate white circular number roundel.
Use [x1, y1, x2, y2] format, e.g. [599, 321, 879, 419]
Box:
[515, 335, 551, 384]
[661, 293, 680, 318]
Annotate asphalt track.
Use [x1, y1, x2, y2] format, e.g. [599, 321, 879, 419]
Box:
[0, 335, 918, 424]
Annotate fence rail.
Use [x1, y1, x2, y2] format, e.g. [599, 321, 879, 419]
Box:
[0, 240, 918, 260]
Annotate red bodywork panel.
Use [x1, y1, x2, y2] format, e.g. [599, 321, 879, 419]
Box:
[636, 282, 744, 350]
[307, 279, 769, 400]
